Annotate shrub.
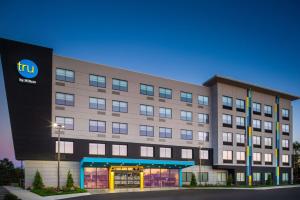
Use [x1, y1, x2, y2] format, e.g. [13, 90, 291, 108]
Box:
[226, 174, 233, 186]
[66, 170, 74, 189]
[190, 173, 197, 187]
[4, 193, 20, 200]
[32, 170, 44, 189]
[266, 174, 272, 185]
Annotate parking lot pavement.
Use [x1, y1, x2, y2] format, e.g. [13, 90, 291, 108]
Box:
[0, 187, 9, 200]
[66, 187, 300, 200]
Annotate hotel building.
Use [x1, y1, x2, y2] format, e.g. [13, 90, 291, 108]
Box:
[1, 38, 298, 190]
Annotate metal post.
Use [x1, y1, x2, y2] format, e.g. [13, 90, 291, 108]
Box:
[199, 142, 203, 185]
[54, 123, 64, 191]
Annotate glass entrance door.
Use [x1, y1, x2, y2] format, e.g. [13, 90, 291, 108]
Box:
[113, 167, 141, 188]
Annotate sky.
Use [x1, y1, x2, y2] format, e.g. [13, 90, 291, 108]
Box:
[0, 0, 299, 166]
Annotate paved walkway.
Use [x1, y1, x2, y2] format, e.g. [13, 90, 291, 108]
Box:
[0, 187, 9, 200]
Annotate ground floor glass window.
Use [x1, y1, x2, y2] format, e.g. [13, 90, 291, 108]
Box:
[144, 168, 179, 187]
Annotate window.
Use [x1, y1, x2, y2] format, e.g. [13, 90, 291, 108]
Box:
[159, 127, 172, 138]
[55, 93, 74, 106]
[236, 116, 245, 128]
[140, 146, 154, 157]
[112, 145, 127, 156]
[236, 99, 245, 111]
[160, 147, 171, 158]
[89, 97, 106, 110]
[264, 137, 272, 147]
[89, 74, 106, 88]
[253, 136, 261, 146]
[282, 109, 289, 119]
[182, 172, 192, 182]
[56, 68, 75, 82]
[180, 111, 192, 121]
[236, 134, 245, 144]
[159, 87, 172, 99]
[253, 102, 261, 114]
[265, 173, 272, 181]
[197, 132, 209, 142]
[282, 173, 289, 182]
[180, 129, 193, 140]
[282, 139, 289, 149]
[140, 104, 154, 116]
[159, 107, 172, 119]
[264, 121, 272, 132]
[264, 105, 272, 116]
[198, 96, 208, 105]
[89, 120, 106, 133]
[112, 100, 128, 113]
[222, 151, 232, 160]
[140, 84, 154, 96]
[199, 172, 209, 182]
[55, 141, 73, 154]
[236, 151, 245, 161]
[282, 124, 289, 133]
[139, 125, 154, 137]
[282, 155, 289, 164]
[222, 114, 232, 126]
[253, 152, 261, 162]
[89, 143, 105, 155]
[253, 119, 261, 130]
[200, 150, 209, 160]
[223, 132, 232, 143]
[253, 173, 261, 182]
[55, 116, 74, 130]
[112, 79, 128, 91]
[222, 96, 232, 108]
[236, 173, 245, 182]
[198, 113, 209, 124]
[264, 154, 272, 163]
[181, 149, 193, 159]
[112, 122, 128, 134]
[180, 92, 192, 103]
[217, 172, 226, 183]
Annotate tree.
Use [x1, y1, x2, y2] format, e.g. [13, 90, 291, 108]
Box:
[66, 170, 74, 189]
[32, 170, 44, 189]
[294, 141, 300, 155]
[227, 174, 233, 186]
[293, 141, 300, 184]
[190, 173, 197, 187]
[266, 174, 272, 185]
[0, 158, 15, 186]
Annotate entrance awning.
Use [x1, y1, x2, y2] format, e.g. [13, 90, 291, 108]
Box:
[80, 157, 195, 169]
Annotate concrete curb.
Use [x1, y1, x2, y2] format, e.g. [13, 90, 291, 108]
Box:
[186, 185, 300, 190]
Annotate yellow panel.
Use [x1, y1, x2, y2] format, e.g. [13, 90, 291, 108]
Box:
[109, 171, 114, 191]
[140, 172, 144, 190]
[249, 175, 252, 186]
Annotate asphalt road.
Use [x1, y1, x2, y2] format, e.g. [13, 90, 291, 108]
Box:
[67, 188, 300, 200]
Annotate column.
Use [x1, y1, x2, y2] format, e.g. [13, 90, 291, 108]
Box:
[140, 171, 144, 191]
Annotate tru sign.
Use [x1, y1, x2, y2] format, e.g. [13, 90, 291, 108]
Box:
[17, 59, 38, 79]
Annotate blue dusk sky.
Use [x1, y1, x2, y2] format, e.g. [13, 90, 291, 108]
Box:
[0, 0, 299, 165]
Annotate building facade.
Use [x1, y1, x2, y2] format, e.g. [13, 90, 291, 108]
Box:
[1, 38, 298, 190]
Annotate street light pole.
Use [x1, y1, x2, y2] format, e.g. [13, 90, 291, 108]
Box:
[199, 141, 203, 186]
[54, 123, 64, 191]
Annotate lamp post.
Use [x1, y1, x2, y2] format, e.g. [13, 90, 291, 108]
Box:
[199, 141, 203, 185]
[53, 123, 64, 191]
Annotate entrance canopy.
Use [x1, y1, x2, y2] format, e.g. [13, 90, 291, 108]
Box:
[80, 157, 195, 169]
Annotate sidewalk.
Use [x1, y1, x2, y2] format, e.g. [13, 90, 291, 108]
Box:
[188, 184, 300, 190]
[4, 186, 90, 200]
[0, 187, 9, 200]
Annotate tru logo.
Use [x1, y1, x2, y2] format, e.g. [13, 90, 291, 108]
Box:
[17, 59, 38, 79]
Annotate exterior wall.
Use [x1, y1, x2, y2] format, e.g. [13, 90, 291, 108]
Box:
[24, 161, 80, 188]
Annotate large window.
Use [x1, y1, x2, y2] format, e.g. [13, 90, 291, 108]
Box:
[55, 141, 73, 154]
[222, 114, 232, 126]
[89, 120, 106, 133]
[159, 107, 172, 119]
[198, 113, 209, 124]
[236, 116, 245, 128]
[282, 155, 289, 164]
[159, 87, 172, 99]
[199, 172, 209, 182]
[236, 173, 245, 182]
[112, 100, 128, 113]
[56, 68, 75, 82]
[182, 172, 193, 182]
[140, 105, 154, 116]
[222, 151, 232, 161]
[200, 150, 209, 160]
[140, 146, 154, 157]
[112, 145, 127, 156]
[264, 137, 272, 147]
[222, 96, 232, 108]
[217, 172, 227, 183]
[264, 121, 272, 132]
[139, 125, 154, 137]
[180, 92, 192, 103]
[282, 124, 290, 133]
[159, 127, 172, 138]
[55, 116, 74, 130]
[253, 119, 261, 130]
[180, 111, 192, 121]
[253, 136, 261, 146]
[282, 139, 289, 149]
[181, 149, 193, 159]
[236, 134, 245, 144]
[180, 129, 193, 140]
[198, 96, 208, 105]
[264, 105, 272, 116]
[236, 151, 245, 161]
[140, 84, 154, 96]
[253, 152, 261, 162]
[112, 79, 128, 92]
[253, 173, 261, 182]
[253, 102, 261, 114]
[282, 109, 289, 119]
[223, 132, 232, 143]
[264, 153, 272, 163]
[160, 147, 171, 158]
[89, 143, 105, 155]
[236, 99, 245, 111]
[197, 131, 209, 142]
[282, 173, 289, 182]
[112, 122, 128, 134]
[55, 92, 74, 106]
[89, 74, 106, 88]
[89, 97, 106, 110]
